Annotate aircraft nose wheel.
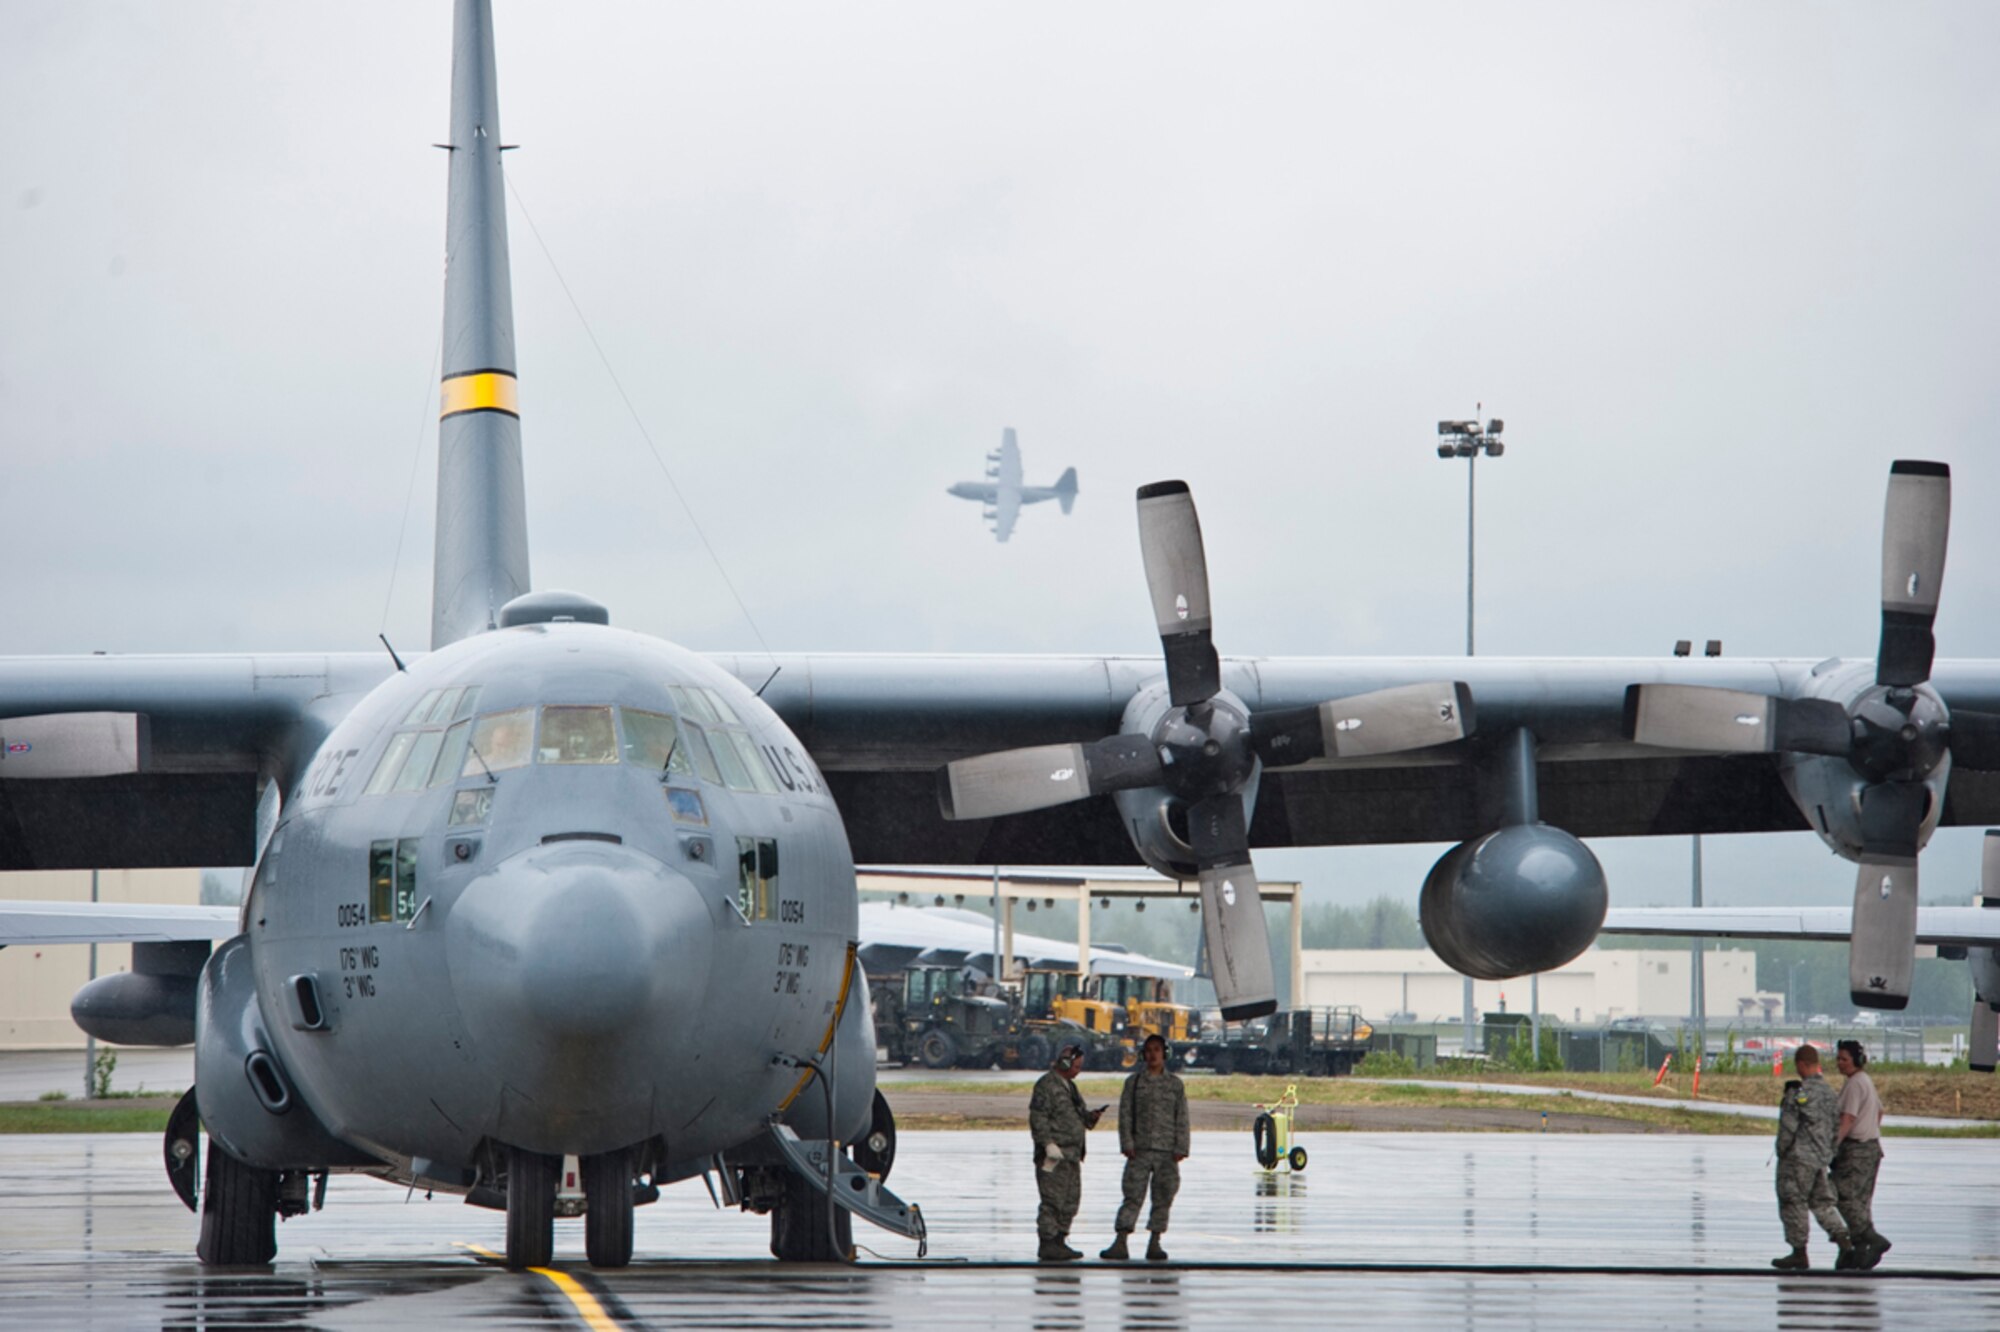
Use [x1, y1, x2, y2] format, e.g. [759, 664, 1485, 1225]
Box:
[505, 1144, 558, 1270]
[584, 1146, 635, 1268]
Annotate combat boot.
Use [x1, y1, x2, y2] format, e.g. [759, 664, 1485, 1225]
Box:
[1099, 1232, 1131, 1261]
[1146, 1233, 1169, 1262]
[1858, 1231, 1892, 1270]
[1834, 1239, 1855, 1270]
[1037, 1238, 1069, 1263]
[1055, 1236, 1082, 1261]
[1770, 1246, 1809, 1271]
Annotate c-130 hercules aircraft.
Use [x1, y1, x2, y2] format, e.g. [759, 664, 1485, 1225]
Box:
[8, 0, 2000, 1273]
[945, 427, 1079, 542]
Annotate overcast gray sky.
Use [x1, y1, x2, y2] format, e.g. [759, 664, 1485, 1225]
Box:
[5, 2, 2000, 911]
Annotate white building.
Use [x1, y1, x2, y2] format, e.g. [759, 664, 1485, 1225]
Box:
[1300, 945, 1782, 1025]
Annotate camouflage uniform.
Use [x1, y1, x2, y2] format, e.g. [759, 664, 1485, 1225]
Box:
[1774, 1074, 1849, 1251]
[1114, 1066, 1191, 1236]
[1833, 1067, 1886, 1245]
[1029, 1070, 1091, 1243]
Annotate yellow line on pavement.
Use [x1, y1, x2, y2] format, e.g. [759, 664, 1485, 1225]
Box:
[532, 1266, 622, 1331]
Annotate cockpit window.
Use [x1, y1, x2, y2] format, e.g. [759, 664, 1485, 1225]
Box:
[538, 706, 618, 764]
[362, 732, 418, 797]
[707, 721, 756, 790]
[465, 708, 533, 776]
[677, 720, 726, 786]
[430, 719, 472, 788]
[389, 728, 446, 794]
[719, 728, 781, 794]
[669, 685, 717, 724]
[621, 709, 695, 776]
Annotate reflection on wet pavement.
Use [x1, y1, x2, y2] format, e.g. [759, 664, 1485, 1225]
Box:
[2, 1131, 1997, 1328]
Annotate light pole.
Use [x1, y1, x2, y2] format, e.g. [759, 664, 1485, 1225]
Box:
[1437, 409, 1505, 1053]
[1673, 637, 1720, 1062]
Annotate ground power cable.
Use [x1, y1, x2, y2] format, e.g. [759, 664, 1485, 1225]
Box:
[503, 169, 778, 671]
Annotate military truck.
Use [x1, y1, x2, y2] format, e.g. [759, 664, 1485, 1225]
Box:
[871, 964, 1051, 1070]
[1187, 1006, 1374, 1076]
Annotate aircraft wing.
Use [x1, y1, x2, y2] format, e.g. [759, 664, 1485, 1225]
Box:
[0, 900, 241, 946]
[718, 652, 2000, 865]
[858, 902, 1191, 978]
[1600, 905, 2000, 947]
[991, 486, 1021, 542]
[0, 652, 395, 869]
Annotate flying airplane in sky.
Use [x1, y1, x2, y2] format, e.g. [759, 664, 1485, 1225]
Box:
[945, 428, 1078, 542]
[5, 0, 2000, 1276]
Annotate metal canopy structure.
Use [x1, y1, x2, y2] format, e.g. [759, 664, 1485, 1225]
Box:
[856, 866, 1305, 1008]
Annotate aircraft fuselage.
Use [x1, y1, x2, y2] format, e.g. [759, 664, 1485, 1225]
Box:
[227, 618, 860, 1185]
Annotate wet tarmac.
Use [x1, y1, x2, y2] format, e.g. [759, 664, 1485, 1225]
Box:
[2, 1131, 1998, 1328]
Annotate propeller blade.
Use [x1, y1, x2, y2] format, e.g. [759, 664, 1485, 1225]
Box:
[1950, 710, 2000, 771]
[1849, 854, 1919, 1010]
[1251, 682, 1476, 766]
[1187, 794, 1277, 1021]
[0, 712, 148, 778]
[1136, 481, 1220, 707]
[1623, 685, 1849, 757]
[1877, 459, 1950, 688]
[936, 735, 1163, 821]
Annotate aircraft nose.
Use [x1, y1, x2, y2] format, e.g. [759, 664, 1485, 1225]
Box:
[447, 840, 712, 1041]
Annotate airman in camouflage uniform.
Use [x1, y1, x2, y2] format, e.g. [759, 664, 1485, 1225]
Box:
[1029, 1044, 1101, 1261]
[1100, 1034, 1191, 1262]
[1772, 1044, 1852, 1271]
[1833, 1040, 1891, 1269]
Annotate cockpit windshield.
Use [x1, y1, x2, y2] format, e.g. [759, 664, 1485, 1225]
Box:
[537, 706, 618, 764]
[364, 690, 792, 798]
[621, 709, 695, 776]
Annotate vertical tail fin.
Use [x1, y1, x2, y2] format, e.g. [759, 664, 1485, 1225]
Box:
[1055, 466, 1078, 515]
[431, 0, 531, 649]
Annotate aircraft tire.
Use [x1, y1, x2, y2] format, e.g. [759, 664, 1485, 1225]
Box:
[195, 1136, 277, 1266]
[769, 1167, 853, 1262]
[505, 1144, 558, 1270]
[583, 1146, 635, 1268]
[917, 1027, 957, 1070]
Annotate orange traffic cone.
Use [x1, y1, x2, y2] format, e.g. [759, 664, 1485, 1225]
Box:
[1653, 1053, 1673, 1087]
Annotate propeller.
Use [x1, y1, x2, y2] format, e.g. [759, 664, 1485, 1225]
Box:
[1625, 461, 2000, 1009]
[1972, 831, 2000, 1074]
[938, 480, 1476, 1021]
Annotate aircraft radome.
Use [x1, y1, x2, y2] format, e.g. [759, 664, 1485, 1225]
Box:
[5, 0, 2000, 1274]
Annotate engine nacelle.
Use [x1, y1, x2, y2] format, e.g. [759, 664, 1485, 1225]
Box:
[1108, 682, 1260, 880]
[1420, 825, 1607, 980]
[1779, 661, 1949, 861]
